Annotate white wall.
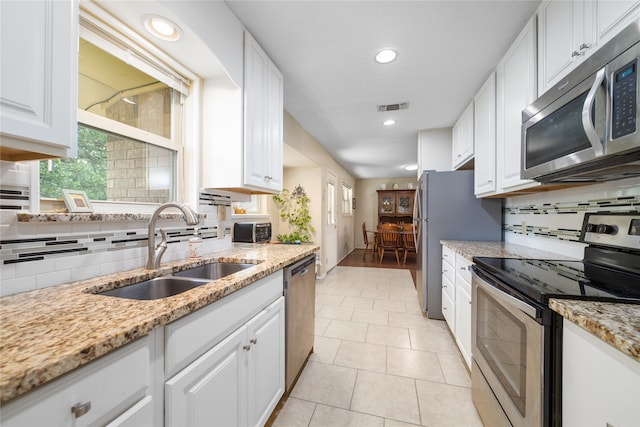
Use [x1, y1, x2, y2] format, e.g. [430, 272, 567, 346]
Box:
[283, 111, 356, 277]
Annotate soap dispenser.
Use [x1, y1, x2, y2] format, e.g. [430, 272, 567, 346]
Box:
[189, 228, 203, 259]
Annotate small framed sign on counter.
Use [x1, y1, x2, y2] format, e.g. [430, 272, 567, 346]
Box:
[62, 189, 93, 213]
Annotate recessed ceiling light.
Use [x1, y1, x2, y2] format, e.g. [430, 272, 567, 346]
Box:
[375, 49, 397, 64]
[383, 119, 396, 126]
[404, 164, 418, 171]
[142, 15, 182, 42]
[122, 97, 136, 105]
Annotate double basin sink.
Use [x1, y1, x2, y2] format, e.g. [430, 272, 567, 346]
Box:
[98, 262, 256, 300]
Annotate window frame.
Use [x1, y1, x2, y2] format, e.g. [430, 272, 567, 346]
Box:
[341, 183, 353, 216]
[33, 5, 200, 214]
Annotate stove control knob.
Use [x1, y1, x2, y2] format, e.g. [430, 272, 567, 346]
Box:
[596, 224, 618, 235]
[586, 223, 597, 233]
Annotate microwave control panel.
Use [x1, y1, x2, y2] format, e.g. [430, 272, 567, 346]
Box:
[611, 59, 637, 139]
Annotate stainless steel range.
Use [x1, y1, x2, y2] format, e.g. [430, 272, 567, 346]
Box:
[471, 212, 640, 427]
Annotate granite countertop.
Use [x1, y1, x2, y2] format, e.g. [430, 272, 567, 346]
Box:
[440, 240, 639, 364]
[0, 243, 318, 403]
[440, 240, 580, 261]
[550, 299, 640, 362]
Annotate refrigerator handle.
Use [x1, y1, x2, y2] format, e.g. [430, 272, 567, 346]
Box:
[413, 188, 421, 246]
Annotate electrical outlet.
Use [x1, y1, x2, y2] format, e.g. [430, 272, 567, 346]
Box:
[522, 221, 527, 235]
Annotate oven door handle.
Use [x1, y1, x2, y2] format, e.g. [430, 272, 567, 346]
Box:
[473, 270, 540, 320]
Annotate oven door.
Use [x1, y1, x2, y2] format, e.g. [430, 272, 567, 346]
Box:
[471, 269, 545, 427]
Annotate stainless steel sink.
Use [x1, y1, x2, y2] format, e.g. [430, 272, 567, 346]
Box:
[98, 276, 212, 300]
[173, 262, 256, 280]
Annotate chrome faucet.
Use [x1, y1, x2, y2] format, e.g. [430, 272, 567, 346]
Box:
[147, 202, 199, 269]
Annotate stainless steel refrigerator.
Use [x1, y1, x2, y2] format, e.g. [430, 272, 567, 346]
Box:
[413, 170, 502, 319]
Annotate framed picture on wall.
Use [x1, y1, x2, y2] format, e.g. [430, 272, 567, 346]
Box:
[62, 189, 94, 213]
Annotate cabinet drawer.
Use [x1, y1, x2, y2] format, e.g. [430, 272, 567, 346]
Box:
[442, 274, 455, 301]
[442, 288, 455, 332]
[442, 246, 455, 265]
[442, 258, 455, 285]
[456, 254, 473, 284]
[1, 335, 152, 427]
[165, 270, 283, 377]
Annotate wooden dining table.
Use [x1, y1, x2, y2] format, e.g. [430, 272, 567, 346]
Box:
[368, 227, 415, 265]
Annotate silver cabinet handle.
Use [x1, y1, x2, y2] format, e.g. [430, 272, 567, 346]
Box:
[580, 43, 591, 50]
[243, 345, 251, 351]
[442, 284, 447, 288]
[250, 338, 257, 344]
[571, 50, 582, 57]
[460, 266, 467, 270]
[71, 402, 91, 418]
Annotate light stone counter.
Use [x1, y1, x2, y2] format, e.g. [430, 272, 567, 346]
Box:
[0, 243, 318, 403]
[440, 240, 579, 261]
[550, 299, 640, 362]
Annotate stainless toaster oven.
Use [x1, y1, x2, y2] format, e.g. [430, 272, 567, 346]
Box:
[233, 222, 272, 243]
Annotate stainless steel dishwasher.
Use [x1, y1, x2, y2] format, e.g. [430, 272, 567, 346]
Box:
[283, 253, 316, 393]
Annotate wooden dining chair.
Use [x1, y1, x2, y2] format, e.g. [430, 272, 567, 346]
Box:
[402, 227, 417, 265]
[377, 228, 403, 265]
[362, 222, 376, 259]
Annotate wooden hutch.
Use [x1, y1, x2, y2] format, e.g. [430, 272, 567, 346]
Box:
[377, 189, 416, 225]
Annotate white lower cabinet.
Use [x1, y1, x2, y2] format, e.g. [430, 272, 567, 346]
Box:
[164, 271, 285, 427]
[441, 245, 474, 369]
[0, 335, 157, 427]
[562, 320, 640, 427]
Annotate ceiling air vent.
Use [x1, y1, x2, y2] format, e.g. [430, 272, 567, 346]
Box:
[377, 102, 409, 112]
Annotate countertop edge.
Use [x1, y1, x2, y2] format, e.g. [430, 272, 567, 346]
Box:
[549, 299, 640, 363]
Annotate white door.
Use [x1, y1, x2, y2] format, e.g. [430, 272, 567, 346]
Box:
[325, 170, 338, 271]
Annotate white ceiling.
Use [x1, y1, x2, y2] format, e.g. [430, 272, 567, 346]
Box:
[226, 0, 540, 179]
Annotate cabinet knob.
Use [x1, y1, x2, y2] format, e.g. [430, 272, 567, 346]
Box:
[243, 345, 251, 351]
[571, 50, 582, 57]
[442, 284, 447, 288]
[460, 266, 466, 270]
[579, 43, 591, 50]
[443, 306, 447, 310]
[443, 269, 448, 273]
[71, 401, 91, 418]
[250, 338, 257, 344]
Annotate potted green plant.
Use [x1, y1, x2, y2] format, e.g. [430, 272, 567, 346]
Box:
[272, 185, 315, 243]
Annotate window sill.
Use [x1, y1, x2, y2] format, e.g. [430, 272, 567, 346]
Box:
[16, 212, 207, 223]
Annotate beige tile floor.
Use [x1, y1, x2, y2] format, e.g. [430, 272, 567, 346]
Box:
[273, 266, 484, 427]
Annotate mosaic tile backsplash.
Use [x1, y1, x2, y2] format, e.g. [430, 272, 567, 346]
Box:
[0, 190, 234, 297]
[503, 177, 640, 258]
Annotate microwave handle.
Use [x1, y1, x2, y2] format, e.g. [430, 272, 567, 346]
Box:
[581, 68, 605, 156]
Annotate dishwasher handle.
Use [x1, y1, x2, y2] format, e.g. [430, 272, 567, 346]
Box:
[290, 255, 316, 277]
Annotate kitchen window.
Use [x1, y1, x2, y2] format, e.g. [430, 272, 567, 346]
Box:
[233, 195, 268, 216]
[39, 10, 194, 208]
[342, 183, 353, 216]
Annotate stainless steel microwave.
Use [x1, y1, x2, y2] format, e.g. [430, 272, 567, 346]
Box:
[521, 19, 640, 183]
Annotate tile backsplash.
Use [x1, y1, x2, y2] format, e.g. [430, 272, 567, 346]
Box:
[503, 177, 640, 259]
[0, 187, 233, 297]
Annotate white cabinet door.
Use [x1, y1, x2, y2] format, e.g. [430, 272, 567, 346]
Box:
[474, 72, 497, 197]
[454, 277, 472, 369]
[537, 0, 595, 96]
[246, 297, 285, 427]
[497, 16, 540, 194]
[596, 0, 640, 46]
[563, 320, 640, 427]
[165, 326, 248, 427]
[0, 0, 78, 161]
[243, 32, 283, 193]
[452, 102, 474, 169]
[1, 336, 155, 427]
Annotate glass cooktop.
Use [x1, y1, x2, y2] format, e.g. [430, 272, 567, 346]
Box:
[473, 257, 640, 305]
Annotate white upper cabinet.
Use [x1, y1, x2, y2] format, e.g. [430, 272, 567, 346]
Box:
[496, 16, 540, 194]
[201, 32, 284, 194]
[473, 72, 497, 197]
[243, 32, 284, 193]
[538, 0, 640, 96]
[0, 0, 78, 161]
[452, 102, 474, 170]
